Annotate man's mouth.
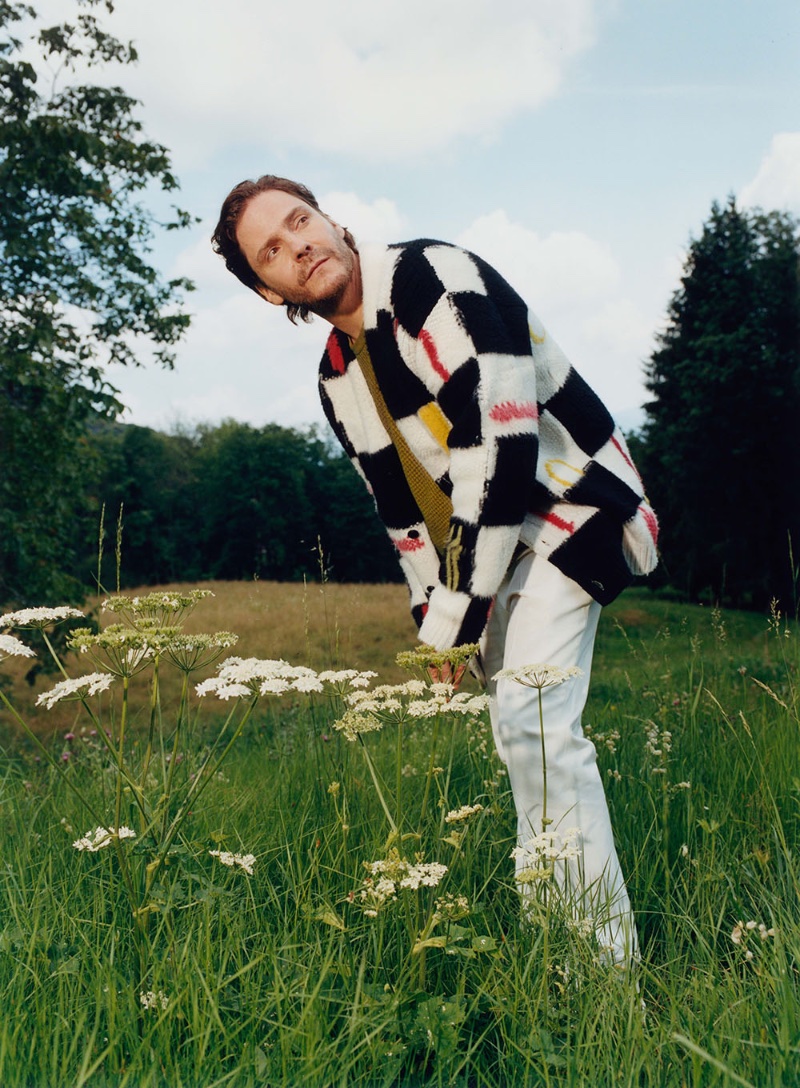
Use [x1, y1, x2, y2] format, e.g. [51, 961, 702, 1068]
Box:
[304, 256, 329, 284]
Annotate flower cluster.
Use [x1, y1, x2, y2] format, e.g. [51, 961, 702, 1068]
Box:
[433, 893, 471, 923]
[396, 643, 479, 674]
[197, 657, 322, 700]
[0, 606, 84, 629]
[68, 626, 165, 677]
[332, 707, 383, 742]
[316, 669, 377, 694]
[209, 849, 256, 875]
[356, 848, 448, 916]
[73, 826, 137, 852]
[139, 990, 169, 1011]
[104, 589, 214, 627]
[345, 680, 489, 723]
[511, 827, 583, 884]
[444, 803, 484, 824]
[0, 634, 36, 661]
[730, 919, 776, 960]
[493, 663, 582, 690]
[644, 721, 673, 774]
[36, 672, 115, 710]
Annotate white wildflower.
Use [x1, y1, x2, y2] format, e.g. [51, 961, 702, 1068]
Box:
[209, 849, 256, 875]
[0, 606, 84, 629]
[139, 990, 169, 1011]
[0, 634, 36, 659]
[332, 707, 383, 742]
[36, 672, 115, 710]
[317, 669, 377, 691]
[400, 862, 448, 889]
[493, 663, 582, 689]
[198, 656, 321, 699]
[444, 803, 484, 824]
[73, 826, 136, 852]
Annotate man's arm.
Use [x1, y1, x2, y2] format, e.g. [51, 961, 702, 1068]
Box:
[389, 243, 540, 651]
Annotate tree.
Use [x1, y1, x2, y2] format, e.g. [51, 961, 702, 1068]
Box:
[640, 198, 800, 609]
[0, 0, 193, 607]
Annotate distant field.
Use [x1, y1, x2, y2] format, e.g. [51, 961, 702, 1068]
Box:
[1, 580, 777, 737]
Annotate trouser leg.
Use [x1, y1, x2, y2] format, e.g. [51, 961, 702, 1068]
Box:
[483, 552, 638, 965]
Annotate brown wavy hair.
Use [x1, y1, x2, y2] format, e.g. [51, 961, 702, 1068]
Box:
[211, 175, 357, 324]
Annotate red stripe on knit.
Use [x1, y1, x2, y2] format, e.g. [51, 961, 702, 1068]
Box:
[543, 511, 575, 534]
[489, 400, 538, 423]
[395, 537, 425, 553]
[326, 332, 346, 374]
[639, 504, 659, 544]
[611, 434, 634, 471]
[418, 329, 450, 382]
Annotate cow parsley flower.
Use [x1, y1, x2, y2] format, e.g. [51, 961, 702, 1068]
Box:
[0, 634, 36, 660]
[493, 664, 582, 689]
[356, 848, 448, 915]
[139, 990, 169, 1011]
[197, 657, 322, 699]
[0, 606, 84, 629]
[37, 672, 115, 709]
[73, 826, 136, 852]
[209, 849, 256, 875]
[444, 803, 484, 823]
[332, 708, 383, 742]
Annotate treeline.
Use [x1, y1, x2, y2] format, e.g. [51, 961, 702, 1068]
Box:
[82, 421, 401, 591]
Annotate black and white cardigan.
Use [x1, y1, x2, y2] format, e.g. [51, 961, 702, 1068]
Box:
[318, 240, 658, 651]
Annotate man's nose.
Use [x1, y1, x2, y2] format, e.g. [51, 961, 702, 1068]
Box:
[292, 237, 312, 259]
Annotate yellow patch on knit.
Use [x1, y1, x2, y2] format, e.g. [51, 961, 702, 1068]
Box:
[445, 524, 464, 592]
[529, 322, 546, 345]
[418, 402, 452, 450]
[545, 458, 585, 489]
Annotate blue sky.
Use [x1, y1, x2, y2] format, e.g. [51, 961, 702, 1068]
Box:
[39, 0, 800, 433]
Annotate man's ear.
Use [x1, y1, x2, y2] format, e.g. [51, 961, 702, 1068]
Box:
[255, 283, 284, 307]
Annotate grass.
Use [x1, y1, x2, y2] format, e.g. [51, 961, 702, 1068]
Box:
[0, 583, 798, 1086]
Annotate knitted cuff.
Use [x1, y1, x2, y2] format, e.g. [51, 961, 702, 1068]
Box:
[417, 585, 473, 651]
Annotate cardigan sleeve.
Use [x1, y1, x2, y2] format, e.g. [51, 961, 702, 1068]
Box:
[391, 244, 540, 650]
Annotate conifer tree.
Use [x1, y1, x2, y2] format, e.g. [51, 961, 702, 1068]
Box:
[640, 198, 800, 609]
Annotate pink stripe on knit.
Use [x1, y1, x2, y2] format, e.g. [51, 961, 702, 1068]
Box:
[418, 329, 450, 382]
[490, 400, 538, 423]
[395, 537, 425, 553]
[640, 504, 659, 544]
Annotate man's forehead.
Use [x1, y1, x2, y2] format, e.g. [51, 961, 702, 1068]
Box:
[243, 189, 316, 226]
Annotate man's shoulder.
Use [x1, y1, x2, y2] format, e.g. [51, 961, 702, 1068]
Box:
[379, 238, 526, 339]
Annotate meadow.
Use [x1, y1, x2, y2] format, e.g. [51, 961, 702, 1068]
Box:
[0, 581, 798, 1087]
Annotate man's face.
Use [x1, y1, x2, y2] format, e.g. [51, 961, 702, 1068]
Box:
[236, 189, 356, 317]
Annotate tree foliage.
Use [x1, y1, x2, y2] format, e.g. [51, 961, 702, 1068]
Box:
[640, 198, 800, 609]
[86, 421, 401, 588]
[0, 0, 194, 608]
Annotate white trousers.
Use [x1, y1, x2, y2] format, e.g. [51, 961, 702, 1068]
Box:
[483, 551, 638, 965]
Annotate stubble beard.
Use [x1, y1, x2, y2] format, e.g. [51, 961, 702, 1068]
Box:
[291, 241, 356, 319]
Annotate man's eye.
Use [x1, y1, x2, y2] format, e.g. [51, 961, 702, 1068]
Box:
[267, 246, 279, 261]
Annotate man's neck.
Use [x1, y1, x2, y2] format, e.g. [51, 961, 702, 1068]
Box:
[316, 253, 363, 339]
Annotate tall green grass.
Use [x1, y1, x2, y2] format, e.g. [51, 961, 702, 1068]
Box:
[0, 589, 798, 1087]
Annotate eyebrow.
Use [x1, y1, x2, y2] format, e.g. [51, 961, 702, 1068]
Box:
[254, 204, 310, 266]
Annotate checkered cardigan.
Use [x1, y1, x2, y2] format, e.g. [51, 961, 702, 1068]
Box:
[318, 240, 658, 651]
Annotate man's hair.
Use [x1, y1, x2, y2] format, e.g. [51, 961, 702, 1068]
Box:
[211, 174, 356, 324]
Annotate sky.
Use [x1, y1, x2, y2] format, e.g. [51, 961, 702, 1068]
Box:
[34, 0, 800, 434]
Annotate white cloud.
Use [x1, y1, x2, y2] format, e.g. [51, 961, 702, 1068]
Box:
[57, 0, 598, 164]
[320, 192, 405, 244]
[456, 210, 653, 415]
[740, 133, 800, 213]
